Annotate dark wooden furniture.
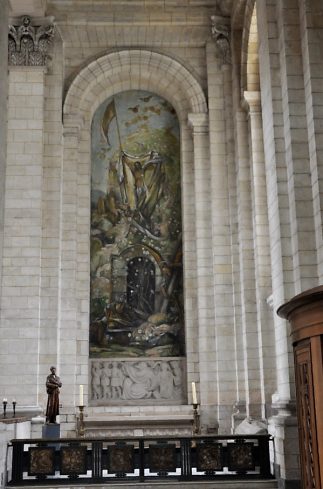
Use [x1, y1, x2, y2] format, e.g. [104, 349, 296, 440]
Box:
[278, 286, 323, 489]
[9, 434, 273, 485]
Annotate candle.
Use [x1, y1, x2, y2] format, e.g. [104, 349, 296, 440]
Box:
[79, 385, 84, 406]
[192, 382, 197, 404]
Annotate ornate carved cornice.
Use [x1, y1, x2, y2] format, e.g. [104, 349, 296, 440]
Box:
[8, 16, 55, 66]
[211, 16, 231, 66]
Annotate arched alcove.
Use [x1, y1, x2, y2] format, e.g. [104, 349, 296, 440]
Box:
[62, 49, 207, 407]
[90, 90, 184, 378]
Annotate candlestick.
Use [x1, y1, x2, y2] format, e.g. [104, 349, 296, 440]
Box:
[3, 399, 7, 418]
[77, 405, 85, 437]
[79, 385, 84, 406]
[192, 403, 200, 436]
[12, 400, 16, 418]
[192, 382, 197, 404]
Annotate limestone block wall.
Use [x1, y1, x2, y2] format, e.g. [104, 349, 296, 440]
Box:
[1, 66, 46, 402]
[61, 47, 210, 418]
[0, 0, 8, 302]
[1, 6, 322, 470]
[0, 0, 278, 436]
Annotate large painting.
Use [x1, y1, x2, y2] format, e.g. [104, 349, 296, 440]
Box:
[90, 90, 184, 359]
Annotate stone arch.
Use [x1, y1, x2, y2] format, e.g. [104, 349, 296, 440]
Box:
[232, 0, 258, 98]
[63, 49, 207, 126]
[61, 49, 206, 407]
[242, 0, 259, 95]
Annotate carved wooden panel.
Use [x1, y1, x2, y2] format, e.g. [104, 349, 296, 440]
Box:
[227, 442, 254, 472]
[197, 443, 223, 472]
[294, 342, 320, 488]
[28, 447, 55, 476]
[60, 446, 87, 475]
[108, 444, 134, 474]
[148, 443, 176, 472]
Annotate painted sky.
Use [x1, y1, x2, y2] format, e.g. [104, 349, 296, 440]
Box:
[91, 90, 180, 200]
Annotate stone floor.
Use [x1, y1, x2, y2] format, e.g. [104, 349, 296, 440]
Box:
[8, 480, 278, 489]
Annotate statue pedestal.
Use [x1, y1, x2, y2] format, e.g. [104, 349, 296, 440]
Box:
[42, 423, 60, 439]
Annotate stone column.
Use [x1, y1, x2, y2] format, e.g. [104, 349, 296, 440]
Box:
[277, 0, 317, 294]
[299, 0, 323, 280]
[257, 1, 301, 484]
[60, 115, 85, 407]
[244, 90, 275, 419]
[207, 24, 237, 433]
[0, 16, 54, 406]
[38, 28, 64, 408]
[188, 112, 218, 431]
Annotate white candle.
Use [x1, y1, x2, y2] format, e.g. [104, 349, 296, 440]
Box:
[79, 385, 84, 406]
[192, 382, 197, 404]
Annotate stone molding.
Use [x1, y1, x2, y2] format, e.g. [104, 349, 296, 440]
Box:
[243, 90, 261, 113]
[211, 17, 231, 66]
[187, 112, 209, 133]
[8, 15, 55, 66]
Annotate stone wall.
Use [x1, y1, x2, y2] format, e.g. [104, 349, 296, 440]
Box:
[0, 0, 8, 335]
[2, 2, 323, 486]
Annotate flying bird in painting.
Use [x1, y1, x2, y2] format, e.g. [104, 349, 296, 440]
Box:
[139, 95, 153, 103]
[128, 105, 139, 113]
[101, 99, 116, 146]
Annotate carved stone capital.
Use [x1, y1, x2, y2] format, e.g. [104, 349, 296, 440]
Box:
[8, 16, 55, 66]
[211, 16, 231, 66]
[243, 90, 261, 115]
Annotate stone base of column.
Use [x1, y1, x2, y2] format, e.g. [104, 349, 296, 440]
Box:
[268, 401, 300, 489]
[199, 404, 219, 434]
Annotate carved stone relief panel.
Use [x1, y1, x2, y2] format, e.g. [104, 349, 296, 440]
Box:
[90, 357, 186, 405]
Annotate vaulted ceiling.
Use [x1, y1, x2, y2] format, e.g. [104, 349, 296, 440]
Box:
[9, 0, 233, 19]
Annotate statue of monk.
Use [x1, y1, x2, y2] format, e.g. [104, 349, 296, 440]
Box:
[45, 366, 62, 424]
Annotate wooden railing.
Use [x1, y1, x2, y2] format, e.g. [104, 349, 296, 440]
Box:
[8, 434, 273, 485]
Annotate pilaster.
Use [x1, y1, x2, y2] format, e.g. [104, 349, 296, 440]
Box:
[0, 0, 9, 329]
[188, 112, 218, 431]
[206, 38, 237, 433]
[60, 114, 85, 406]
[0, 14, 56, 408]
[257, 1, 301, 485]
[1, 63, 47, 403]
